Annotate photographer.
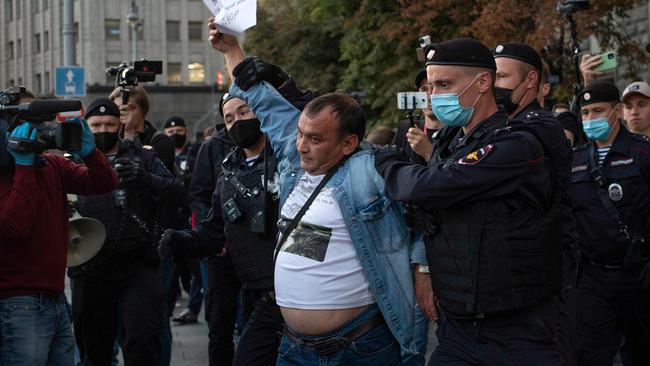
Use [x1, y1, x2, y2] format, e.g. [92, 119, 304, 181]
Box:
[0, 93, 117, 365]
[159, 92, 284, 366]
[109, 85, 176, 173]
[69, 98, 184, 366]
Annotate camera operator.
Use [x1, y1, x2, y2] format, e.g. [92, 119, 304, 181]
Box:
[393, 69, 444, 163]
[109, 85, 176, 173]
[69, 98, 184, 366]
[159, 92, 284, 366]
[0, 92, 117, 365]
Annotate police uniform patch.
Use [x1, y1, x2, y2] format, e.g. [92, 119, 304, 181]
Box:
[458, 144, 495, 165]
[427, 50, 436, 61]
[143, 145, 154, 150]
[571, 165, 588, 173]
[99, 106, 106, 113]
[495, 45, 504, 53]
[584, 92, 591, 101]
[608, 183, 623, 202]
[610, 158, 634, 167]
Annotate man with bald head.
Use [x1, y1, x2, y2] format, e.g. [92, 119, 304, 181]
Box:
[376, 38, 562, 365]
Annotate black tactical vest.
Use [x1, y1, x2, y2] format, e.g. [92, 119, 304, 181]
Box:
[75, 148, 157, 254]
[425, 122, 562, 316]
[220, 147, 279, 290]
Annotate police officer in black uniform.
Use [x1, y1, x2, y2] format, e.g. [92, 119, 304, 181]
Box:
[162, 115, 205, 325]
[375, 38, 562, 365]
[70, 98, 185, 366]
[158, 94, 283, 366]
[568, 81, 650, 365]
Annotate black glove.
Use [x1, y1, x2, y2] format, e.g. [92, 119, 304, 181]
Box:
[233, 56, 290, 91]
[639, 261, 650, 292]
[373, 145, 407, 177]
[114, 158, 146, 185]
[157, 229, 194, 260]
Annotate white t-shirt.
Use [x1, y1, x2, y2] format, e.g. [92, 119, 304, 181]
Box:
[274, 173, 376, 310]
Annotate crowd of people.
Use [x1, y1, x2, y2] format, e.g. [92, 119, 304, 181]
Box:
[1, 15, 650, 366]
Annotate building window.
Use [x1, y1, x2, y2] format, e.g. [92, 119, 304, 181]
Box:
[42, 0, 47, 11]
[18, 77, 23, 86]
[33, 33, 40, 53]
[188, 21, 203, 41]
[31, 0, 39, 13]
[7, 41, 14, 60]
[75, 22, 79, 43]
[43, 31, 49, 51]
[188, 62, 205, 84]
[16, 0, 20, 19]
[167, 63, 182, 84]
[17, 39, 22, 58]
[105, 19, 120, 40]
[36, 73, 42, 93]
[4, 0, 12, 22]
[9, 79, 15, 86]
[166, 21, 180, 41]
[44, 71, 50, 93]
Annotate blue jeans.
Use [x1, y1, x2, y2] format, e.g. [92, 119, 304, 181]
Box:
[403, 303, 428, 366]
[276, 304, 401, 366]
[0, 294, 74, 366]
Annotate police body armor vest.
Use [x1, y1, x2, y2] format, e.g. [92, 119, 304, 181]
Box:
[75, 150, 156, 253]
[426, 122, 562, 316]
[220, 147, 278, 290]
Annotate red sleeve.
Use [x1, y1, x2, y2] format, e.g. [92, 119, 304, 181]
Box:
[0, 167, 39, 241]
[54, 149, 118, 195]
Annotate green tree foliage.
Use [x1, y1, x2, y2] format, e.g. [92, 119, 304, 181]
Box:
[244, 0, 649, 129]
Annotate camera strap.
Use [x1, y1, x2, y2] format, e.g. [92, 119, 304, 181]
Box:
[222, 148, 258, 197]
[273, 155, 350, 265]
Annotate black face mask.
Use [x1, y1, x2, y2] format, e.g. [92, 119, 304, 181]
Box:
[228, 118, 263, 148]
[494, 87, 520, 115]
[93, 132, 119, 153]
[171, 133, 186, 148]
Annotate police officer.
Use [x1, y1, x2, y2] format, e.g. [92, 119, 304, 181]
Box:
[158, 94, 283, 366]
[69, 98, 185, 366]
[375, 38, 562, 365]
[164, 116, 198, 188]
[162, 115, 204, 325]
[568, 81, 650, 365]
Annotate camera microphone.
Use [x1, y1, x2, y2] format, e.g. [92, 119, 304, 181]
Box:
[27, 100, 82, 115]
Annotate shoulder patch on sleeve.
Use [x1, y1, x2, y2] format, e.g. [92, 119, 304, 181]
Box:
[143, 145, 154, 150]
[458, 144, 495, 165]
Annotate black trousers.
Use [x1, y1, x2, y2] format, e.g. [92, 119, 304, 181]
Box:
[233, 291, 284, 366]
[71, 265, 163, 366]
[206, 254, 241, 366]
[429, 299, 562, 366]
[570, 264, 650, 366]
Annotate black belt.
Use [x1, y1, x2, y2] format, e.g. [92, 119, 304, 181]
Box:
[283, 311, 385, 356]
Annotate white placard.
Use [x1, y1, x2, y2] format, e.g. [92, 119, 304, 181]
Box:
[203, 0, 257, 35]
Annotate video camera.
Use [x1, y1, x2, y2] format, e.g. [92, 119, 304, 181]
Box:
[0, 86, 83, 154]
[106, 60, 162, 105]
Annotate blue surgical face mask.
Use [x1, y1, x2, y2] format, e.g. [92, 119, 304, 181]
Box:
[583, 110, 615, 141]
[430, 74, 483, 127]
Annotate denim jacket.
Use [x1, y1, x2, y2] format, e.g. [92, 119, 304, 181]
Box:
[229, 82, 424, 354]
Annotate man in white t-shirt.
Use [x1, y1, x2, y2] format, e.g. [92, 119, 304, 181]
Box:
[208, 17, 427, 365]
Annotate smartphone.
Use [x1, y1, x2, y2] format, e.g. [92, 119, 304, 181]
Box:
[593, 51, 617, 72]
[397, 92, 428, 110]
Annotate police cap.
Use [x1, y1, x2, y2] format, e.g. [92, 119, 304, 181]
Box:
[84, 97, 120, 119]
[218, 92, 237, 118]
[164, 116, 185, 129]
[493, 42, 543, 72]
[424, 38, 496, 70]
[577, 81, 620, 108]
